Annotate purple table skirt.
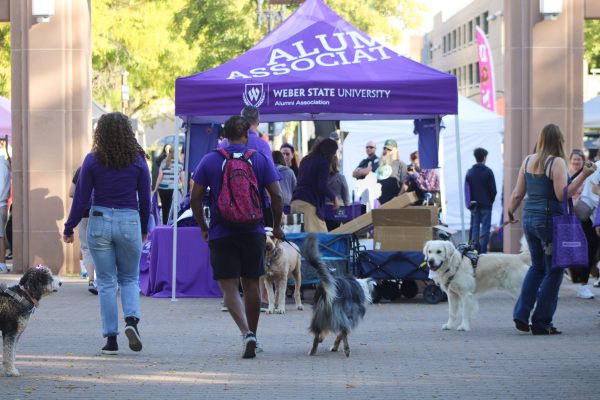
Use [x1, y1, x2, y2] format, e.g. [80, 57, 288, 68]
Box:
[139, 226, 222, 298]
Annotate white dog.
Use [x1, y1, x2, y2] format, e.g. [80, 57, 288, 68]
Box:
[264, 236, 303, 314]
[423, 240, 529, 331]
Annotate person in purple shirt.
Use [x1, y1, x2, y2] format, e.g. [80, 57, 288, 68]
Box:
[191, 115, 284, 359]
[219, 105, 271, 157]
[290, 138, 339, 232]
[63, 112, 151, 355]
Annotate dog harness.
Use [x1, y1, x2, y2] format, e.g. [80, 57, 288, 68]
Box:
[456, 243, 479, 275]
[0, 283, 38, 314]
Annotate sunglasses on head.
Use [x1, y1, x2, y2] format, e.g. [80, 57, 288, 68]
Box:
[383, 147, 392, 151]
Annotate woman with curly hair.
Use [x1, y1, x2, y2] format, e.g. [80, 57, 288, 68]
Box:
[64, 112, 151, 355]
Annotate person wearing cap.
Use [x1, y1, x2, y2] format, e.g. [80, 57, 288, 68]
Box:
[291, 138, 339, 232]
[352, 140, 379, 180]
[376, 139, 408, 205]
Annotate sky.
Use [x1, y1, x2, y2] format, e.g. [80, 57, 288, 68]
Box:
[419, 0, 474, 33]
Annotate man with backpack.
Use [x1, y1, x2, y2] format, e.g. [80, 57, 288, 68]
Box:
[191, 115, 284, 359]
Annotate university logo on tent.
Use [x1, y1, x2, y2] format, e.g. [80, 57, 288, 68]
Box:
[243, 83, 265, 108]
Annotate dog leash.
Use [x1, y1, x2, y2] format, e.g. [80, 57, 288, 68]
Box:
[283, 238, 303, 256]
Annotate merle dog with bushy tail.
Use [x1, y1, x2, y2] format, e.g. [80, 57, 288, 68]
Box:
[303, 234, 374, 357]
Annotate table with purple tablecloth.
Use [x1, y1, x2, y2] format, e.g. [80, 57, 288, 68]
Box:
[139, 226, 222, 298]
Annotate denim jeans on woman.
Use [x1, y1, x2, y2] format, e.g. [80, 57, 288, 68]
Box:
[513, 213, 563, 329]
[87, 206, 142, 337]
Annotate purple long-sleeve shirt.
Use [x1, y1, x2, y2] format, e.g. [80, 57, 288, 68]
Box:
[291, 155, 336, 220]
[64, 152, 151, 235]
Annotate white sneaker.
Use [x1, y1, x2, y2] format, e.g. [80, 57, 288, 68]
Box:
[0, 262, 7, 274]
[577, 285, 594, 299]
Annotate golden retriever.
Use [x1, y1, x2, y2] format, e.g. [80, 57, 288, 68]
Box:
[423, 239, 529, 331]
[264, 236, 303, 314]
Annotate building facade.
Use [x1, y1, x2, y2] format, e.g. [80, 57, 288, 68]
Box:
[423, 0, 505, 113]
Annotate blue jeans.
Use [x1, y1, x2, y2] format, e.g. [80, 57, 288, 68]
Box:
[87, 206, 142, 337]
[513, 214, 563, 329]
[470, 207, 492, 254]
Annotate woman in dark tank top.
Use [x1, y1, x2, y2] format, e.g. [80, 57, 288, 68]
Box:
[506, 123, 595, 335]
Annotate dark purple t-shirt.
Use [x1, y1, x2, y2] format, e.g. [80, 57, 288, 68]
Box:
[219, 130, 271, 157]
[64, 152, 151, 235]
[193, 143, 280, 240]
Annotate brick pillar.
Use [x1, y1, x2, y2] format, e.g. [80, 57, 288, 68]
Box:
[10, 0, 92, 273]
[503, 0, 584, 252]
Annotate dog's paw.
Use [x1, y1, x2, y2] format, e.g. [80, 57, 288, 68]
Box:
[266, 308, 275, 314]
[330, 346, 339, 352]
[441, 323, 452, 330]
[296, 304, 304, 311]
[5, 368, 20, 377]
[457, 324, 471, 331]
[274, 308, 285, 314]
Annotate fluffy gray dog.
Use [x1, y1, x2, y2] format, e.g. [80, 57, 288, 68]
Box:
[303, 234, 374, 357]
[1, 266, 61, 376]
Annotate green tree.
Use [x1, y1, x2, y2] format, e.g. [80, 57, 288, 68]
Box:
[585, 20, 600, 70]
[0, 23, 10, 98]
[92, 0, 200, 122]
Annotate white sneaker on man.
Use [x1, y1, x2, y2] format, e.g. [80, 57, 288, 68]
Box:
[0, 262, 8, 274]
[576, 285, 594, 299]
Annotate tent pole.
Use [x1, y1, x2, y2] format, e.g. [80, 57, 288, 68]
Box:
[171, 117, 180, 302]
[454, 115, 467, 243]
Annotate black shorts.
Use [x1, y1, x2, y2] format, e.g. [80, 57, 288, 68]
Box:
[208, 233, 266, 280]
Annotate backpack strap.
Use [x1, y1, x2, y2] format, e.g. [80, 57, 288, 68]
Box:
[242, 149, 256, 161]
[216, 147, 231, 159]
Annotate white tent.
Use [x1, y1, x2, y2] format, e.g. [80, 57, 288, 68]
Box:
[341, 96, 504, 231]
[584, 95, 600, 129]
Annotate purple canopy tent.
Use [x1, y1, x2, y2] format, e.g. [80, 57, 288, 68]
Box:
[170, 0, 463, 299]
[0, 96, 11, 141]
[175, 0, 457, 123]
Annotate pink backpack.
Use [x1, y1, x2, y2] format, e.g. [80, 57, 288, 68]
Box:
[215, 148, 263, 226]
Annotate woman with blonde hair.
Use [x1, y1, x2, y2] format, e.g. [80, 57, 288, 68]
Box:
[376, 139, 408, 205]
[64, 112, 151, 354]
[507, 123, 595, 335]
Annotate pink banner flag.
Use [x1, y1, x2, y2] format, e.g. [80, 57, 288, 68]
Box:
[475, 26, 496, 113]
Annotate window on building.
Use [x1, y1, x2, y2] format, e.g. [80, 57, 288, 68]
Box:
[483, 12, 489, 34]
[469, 64, 473, 85]
[452, 30, 456, 50]
[469, 21, 473, 42]
[475, 16, 480, 29]
[463, 66, 467, 86]
[458, 26, 461, 47]
[463, 24, 467, 45]
[443, 36, 446, 53]
[475, 62, 480, 84]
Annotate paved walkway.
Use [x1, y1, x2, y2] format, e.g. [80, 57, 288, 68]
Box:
[1, 274, 599, 399]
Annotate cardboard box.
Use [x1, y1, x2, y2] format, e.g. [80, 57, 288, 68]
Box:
[372, 206, 438, 227]
[373, 226, 433, 251]
[329, 192, 418, 234]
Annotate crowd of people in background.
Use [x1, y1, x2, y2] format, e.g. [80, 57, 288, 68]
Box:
[62, 108, 600, 354]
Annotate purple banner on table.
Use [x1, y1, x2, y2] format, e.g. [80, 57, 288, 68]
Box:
[139, 226, 222, 298]
[324, 203, 362, 222]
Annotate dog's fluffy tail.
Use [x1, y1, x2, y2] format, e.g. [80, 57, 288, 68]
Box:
[302, 234, 336, 303]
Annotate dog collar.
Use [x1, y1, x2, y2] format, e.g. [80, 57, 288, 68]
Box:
[19, 285, 40, 307]
[0, 284, 37, 314]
